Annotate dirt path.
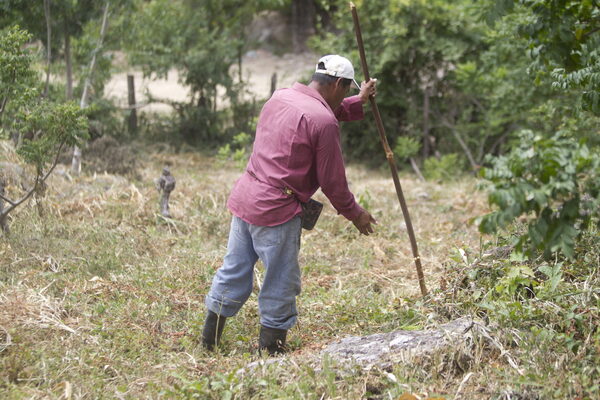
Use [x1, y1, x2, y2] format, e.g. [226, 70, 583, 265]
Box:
[105, 49, 317, 112]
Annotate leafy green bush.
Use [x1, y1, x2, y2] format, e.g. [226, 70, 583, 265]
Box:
[422, 154, 464, 181]
[393, 136, 420, 162]
[18, 102, 88, 172]
[0, 26, 37, 137]
[479, 130, 600, 259]
[216, 132, 253, 170]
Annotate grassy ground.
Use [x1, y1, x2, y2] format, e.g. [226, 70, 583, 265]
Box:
[1, 143, 598, 399]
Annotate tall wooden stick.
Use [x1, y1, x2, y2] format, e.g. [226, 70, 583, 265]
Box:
[350, 2, 428, 296]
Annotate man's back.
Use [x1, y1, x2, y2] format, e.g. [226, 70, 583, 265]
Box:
[228, 83, 363, 227]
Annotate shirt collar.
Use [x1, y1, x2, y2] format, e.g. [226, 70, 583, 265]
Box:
[292, 82, 333, 115]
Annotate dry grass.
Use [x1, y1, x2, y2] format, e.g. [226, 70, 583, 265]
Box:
[8, 141, 589, 399]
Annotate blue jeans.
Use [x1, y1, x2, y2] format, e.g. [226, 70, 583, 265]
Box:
[205, 216, 302, 330]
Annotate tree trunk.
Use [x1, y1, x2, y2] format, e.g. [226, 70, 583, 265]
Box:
[270, 72, 277, 96]
[450, 127, 478, 170]
[72, 1, 110, 175]
[127, 74, 137, 135]
[439, 117, 478, 171]
[43, 0, 52, 98]
[65, 33, 73, 100]
[422, 88, 430, 159]
[0, 178, 8, 234]
[291, 0, 316, 52]
[410, 157, 426, 182]
[0, 97, 8, 124]
[238, 43, 243, 84]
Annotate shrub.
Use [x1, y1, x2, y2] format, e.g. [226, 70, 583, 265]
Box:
[423, 154, 464, 182]
[393, 136, 420, 163]
[216, 132, 253, 170]
[479, 130, 600, 259]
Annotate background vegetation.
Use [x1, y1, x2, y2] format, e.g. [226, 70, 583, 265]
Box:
[1, 0, 599, 398]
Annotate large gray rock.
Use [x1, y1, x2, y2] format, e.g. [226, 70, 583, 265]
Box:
[240, 318, 476, 376]
[322, 318, 474, 370]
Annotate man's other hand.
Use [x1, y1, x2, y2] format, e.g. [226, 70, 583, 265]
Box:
[352, 210, 377, 235]
[359, 78, 377, 104]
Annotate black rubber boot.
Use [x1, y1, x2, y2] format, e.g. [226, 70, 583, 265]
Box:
[201, 311, 226, 350]
[259, 325, 287, 355]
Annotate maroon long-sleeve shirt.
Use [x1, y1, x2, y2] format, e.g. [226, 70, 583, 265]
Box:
[227, 82, 365, 226]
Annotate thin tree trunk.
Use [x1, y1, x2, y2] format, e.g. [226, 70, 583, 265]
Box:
[488, 131, 510, 157]
[291, 0, 316, 52]
[422, 88, 430, 159]
[0, 178, 7, 234]
[127, 74, 137, 135]
[237, 44, 243, 84]
[291, 0, 300, 53]
[409, 157, 426, 182]
[65, 33, 72, 100]
[72, 1, 110, 175]
[270, 72, 277, 96]
[439, 118, 478, 171]
[43, 0, 52, 97]
[0, 97, 8, 123]
[451, 128, 478, 170]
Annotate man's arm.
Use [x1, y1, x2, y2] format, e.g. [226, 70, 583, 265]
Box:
[314, 123, 377, 235]
[333, 78, 377, 121]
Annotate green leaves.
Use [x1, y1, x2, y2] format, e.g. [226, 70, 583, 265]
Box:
[17, 102, 88, 171]
[1, 27, 87, 170]
[0, 25, 37, 124]
[393, 136, 420, 162]
[516, 0, 600, 114]
[479, 130, 600, 259]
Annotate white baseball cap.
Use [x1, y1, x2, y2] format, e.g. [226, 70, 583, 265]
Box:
[315, 55, 360, 88]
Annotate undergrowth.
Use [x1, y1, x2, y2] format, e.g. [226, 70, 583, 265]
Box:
[0, 144, 598, 399]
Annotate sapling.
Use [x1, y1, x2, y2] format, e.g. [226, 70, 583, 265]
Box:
[0, 102, 88, 234]
[0, 26, 88, 234]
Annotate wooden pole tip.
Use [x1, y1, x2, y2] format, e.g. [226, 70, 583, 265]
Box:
[349, 2, 356, 10]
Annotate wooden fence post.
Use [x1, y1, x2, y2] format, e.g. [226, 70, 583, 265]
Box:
[270, 72, 277, 96]
[127, 74, 137, 135]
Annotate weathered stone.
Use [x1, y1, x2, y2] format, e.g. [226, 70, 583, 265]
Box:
[239, 318, 475, 376]
[322, 318, 473, 370]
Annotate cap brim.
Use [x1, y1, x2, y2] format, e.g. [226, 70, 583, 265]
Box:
[352, 79, 360, 89]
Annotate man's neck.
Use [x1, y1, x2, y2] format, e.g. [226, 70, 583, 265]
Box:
[308, 81, 335, 109]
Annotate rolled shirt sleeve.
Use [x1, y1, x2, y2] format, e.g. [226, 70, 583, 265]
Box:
[334, 95, 364, 122]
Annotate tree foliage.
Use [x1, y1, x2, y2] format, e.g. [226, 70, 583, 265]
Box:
[487, 0, 600, 114]
[476, 1, 600, 258]
[479, 130, 599, 259]
[310, 0, 554, 168]
[0, 26, 88, 233]
[0, 26, 37, 125]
